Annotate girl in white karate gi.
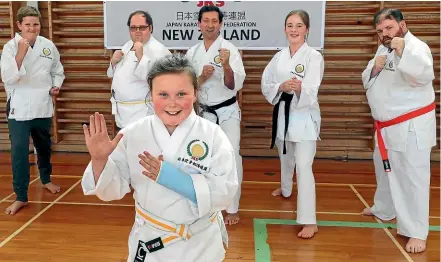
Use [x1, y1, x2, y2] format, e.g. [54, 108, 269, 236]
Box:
[81, 54, 238, 261]
[261, 10, 324, 239]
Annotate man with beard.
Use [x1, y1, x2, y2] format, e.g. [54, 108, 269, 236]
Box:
[108, 10, 171, 129]
[185, 6, 246, 226]
[361, 8, 436, 254]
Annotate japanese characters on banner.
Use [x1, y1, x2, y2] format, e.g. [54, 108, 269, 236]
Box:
[104, 1, 325, 50]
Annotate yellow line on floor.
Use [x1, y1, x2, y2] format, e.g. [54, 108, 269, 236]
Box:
[0, 179, 81, 248]
[1, 200, 440, 220]
[243, 181, 440, 189]
[0, 177, 40, 203]
[349, 184, 413, 262]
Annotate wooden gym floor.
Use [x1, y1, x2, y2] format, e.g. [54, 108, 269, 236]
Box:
[0, 152, 439, 262]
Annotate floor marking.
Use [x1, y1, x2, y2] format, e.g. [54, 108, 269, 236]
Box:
[1, 201, 440, 219]
[243, 181, 440, 189]
[0, 177, 40, 203]
[349, 184, 414, 262]
[0, 179, 81, 248]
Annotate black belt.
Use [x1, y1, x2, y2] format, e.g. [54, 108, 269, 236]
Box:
[271, 92, 294, 154]
[201, 96, 237, 125]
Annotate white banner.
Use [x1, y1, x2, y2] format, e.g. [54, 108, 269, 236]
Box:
[103, 1, 326, 50]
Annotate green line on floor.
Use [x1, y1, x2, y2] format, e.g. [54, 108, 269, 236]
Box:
[254, 218, 440, 262]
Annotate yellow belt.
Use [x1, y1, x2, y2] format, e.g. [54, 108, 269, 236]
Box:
[110, 97, 151, 116]
[134, 203, 218, 253]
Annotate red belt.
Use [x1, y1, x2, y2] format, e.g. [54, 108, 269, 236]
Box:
[375, 102, 436, 172]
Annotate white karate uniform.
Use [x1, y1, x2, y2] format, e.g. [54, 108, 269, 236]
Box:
[108, 36, 171, 128]
[261, 42, 324, 225]
[361, 31, 436, 240]
[1, 33, 65, 120]
[186, 35, 246, 214]
[81, 110, 238, 262]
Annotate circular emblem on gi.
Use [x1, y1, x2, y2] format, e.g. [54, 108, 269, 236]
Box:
[42, 48, 51, 56]
[187, 139, 209, 161]
[214, 55, 221, 64]
[295, 64, 304, 73]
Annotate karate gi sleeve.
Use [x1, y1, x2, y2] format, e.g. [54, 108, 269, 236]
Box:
[395, 41, 435, 87]
[185, 47, 194, 60]
[188, 127, 238, 218]
[133, 53, 150, 81]
[50, 46, 65, 88]
[133, 47, 171, 81]
[81, 130, 132, 202]
[261, 53, 283, 105]
[228, 47, 246, 92]
[361, 56, 377, 90]
[108, 42, 130, 78]
[107, 61, 115, 78]
[295, 51, 324, 109]
[361, 46, 385, 90]
[0, 43, 27, 85]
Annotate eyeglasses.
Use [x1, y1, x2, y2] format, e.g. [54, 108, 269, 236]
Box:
[129, 25, 150, 32]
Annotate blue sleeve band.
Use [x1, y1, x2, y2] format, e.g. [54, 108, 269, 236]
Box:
[156, 161, 197, 204]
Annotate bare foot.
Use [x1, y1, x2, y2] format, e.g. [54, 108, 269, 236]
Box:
[361, 207, 374, 216]
[224, 212, 240, 225]
[43, 182, 60, 194]
[5, 201, 28, 215]
[405, 238, 426, 253]
[297, 224, 318, 239]
[271, 188, 282, 196]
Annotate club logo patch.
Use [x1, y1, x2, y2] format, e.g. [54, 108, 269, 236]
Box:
[214, 55, 221, 64]
[385, 60, 395, 72]
[187, 139, 209, 161]
[42, 48, 51, 56]
[295, 64, 304, 73]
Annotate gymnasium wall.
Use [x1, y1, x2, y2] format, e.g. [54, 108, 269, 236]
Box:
[0, 1, 439, 161]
